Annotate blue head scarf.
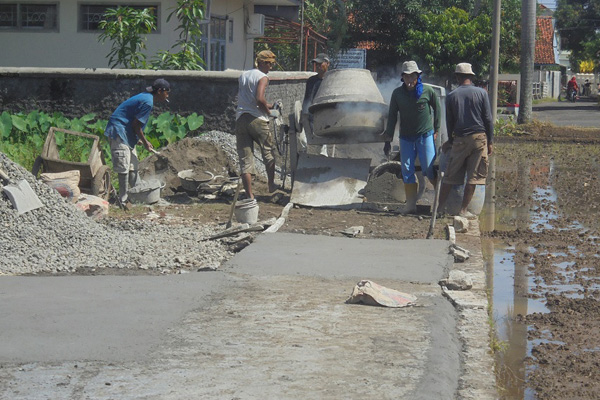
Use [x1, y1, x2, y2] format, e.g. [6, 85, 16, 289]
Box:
[414, 76, 423, 99]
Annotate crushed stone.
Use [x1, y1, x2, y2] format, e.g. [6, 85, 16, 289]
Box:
[0, 153, 233, 276]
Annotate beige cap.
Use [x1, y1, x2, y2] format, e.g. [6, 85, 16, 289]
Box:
[401, 60, 422, 75]
[455, 62, 475, 75]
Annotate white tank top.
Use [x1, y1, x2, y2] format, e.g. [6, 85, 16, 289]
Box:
[236, 69, 269, 121]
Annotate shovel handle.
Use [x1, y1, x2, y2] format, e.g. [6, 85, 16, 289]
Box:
[226, 179, 243, 229]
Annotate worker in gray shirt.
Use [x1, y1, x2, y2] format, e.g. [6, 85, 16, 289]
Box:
[437, 63, 493, 219]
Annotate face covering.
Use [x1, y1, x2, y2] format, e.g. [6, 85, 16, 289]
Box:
[414, 76, 423, 99]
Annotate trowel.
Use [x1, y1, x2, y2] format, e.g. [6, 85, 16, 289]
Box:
[0, 169, 44, 214]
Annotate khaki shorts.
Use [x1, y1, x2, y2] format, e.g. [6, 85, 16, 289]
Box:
[443, 133, 488, 185]
[109, 136, 138, 174]
[235, 113, 275, 175]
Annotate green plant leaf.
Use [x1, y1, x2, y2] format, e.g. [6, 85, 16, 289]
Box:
[186, 113, 204, 131]
[81, 113, 96, 122]
[0, 112, 12, 139]
[11, 115, 27, 132]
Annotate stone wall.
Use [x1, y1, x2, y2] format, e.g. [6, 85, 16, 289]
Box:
[0, 68, 313, 134]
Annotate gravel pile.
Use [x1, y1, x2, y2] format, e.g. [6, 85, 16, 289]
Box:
[198, 130, 271, 178]
[0, 153, 233, 276]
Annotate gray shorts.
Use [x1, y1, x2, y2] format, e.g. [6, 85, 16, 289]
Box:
[109, 136, 138, 174]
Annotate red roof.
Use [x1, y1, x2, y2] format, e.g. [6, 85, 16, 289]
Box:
[535, 16, 556, 65]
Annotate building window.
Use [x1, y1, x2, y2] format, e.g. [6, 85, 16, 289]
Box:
[0, 3, 58, 30]
[201, 16, 227, 71]
[79, 4, 158, 32]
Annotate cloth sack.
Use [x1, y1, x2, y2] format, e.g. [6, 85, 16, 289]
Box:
[346, 280, 417, 308]
[40, 170, 81, 202]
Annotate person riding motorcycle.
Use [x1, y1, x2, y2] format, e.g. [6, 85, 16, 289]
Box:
[567, 76, 579, 101]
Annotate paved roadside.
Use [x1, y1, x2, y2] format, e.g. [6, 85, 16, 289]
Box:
[0, 217, 496, 399]
[532, 98, 600, 127]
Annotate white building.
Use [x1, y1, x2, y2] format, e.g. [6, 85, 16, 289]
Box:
[0, 0, 299, 70]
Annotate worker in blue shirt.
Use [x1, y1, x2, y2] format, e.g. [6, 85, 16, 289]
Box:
[104, 78, 170, 207]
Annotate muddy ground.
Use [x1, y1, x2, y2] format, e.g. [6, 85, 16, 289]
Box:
[485, 122, 600, 399]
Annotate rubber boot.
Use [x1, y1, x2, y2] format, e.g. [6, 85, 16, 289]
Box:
[128, 170, 140, 189]
[118, 173, 129, 203]
[402, 182, 418, 214]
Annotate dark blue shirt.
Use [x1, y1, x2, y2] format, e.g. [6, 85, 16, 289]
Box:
[446, 84, 493, 144]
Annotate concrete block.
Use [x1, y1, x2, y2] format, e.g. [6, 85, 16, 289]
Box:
[453, 216, 469, 233]
[440, 270, 473, 290]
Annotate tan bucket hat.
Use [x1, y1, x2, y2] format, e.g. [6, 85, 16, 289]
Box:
[455, 62, 475, 75]
[256, 50, 276, 63]
[400, 60, 422, 75]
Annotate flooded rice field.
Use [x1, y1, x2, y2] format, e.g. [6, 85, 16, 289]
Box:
[480, 139, 600, 399]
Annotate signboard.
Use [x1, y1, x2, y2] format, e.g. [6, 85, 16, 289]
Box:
[334, 49, 366, 69]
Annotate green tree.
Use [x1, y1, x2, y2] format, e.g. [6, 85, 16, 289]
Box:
[340, 0, 522, 76]
[342, 0, 477, 69]
[151, 0, 206, 70]
[304, 0, 348, 54]
[555, 0, 600, 71]
[402, 7, 491, 80]
[98, 7, 157, 69]
[496, 0, 522, 73]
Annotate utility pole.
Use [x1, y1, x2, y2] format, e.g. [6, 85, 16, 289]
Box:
[299, 0, 304, 71]
[518, 0, 536, 124]
[489, 0, 502, 123]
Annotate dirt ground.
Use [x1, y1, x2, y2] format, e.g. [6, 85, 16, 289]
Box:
[485, 122, 600, 399]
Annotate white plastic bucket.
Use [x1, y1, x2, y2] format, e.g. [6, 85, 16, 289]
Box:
[234, 198, 259, 224]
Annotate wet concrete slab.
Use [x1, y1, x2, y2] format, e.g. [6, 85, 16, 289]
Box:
[0, 231, 496, 399]
[224, 232, 453, 284]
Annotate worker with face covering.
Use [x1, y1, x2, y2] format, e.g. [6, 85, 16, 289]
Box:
[384, 61, 440, 214]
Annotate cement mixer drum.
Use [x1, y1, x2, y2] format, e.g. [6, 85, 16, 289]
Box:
[309, 69, 388, 143]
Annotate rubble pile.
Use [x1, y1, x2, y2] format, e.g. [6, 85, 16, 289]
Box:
[0, 153, 233, 275]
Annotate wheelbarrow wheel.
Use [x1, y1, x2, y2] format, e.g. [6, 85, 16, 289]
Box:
[91, 165, 111, 200]
[32, 156, 44, 178]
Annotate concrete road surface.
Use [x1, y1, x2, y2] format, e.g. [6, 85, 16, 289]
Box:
[532, 97, 600, 127]
[0, 233, 495, 399]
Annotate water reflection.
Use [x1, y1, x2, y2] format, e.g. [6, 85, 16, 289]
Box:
[481, 142, 600, 399]
[481, 153, 544, 400]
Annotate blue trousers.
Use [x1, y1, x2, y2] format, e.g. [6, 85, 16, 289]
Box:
[400, 130, 436, 183]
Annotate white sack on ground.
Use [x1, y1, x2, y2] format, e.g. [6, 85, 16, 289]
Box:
[346, 280, 417, 308]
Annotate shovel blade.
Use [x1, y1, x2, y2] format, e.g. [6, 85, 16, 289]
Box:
[3, 180, 44, 214]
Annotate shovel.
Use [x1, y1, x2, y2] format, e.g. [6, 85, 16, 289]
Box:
[226, 178, 243, 229]
[0, 168, 44, 214]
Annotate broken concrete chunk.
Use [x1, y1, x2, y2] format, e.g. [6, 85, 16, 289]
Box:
[446, 224, 456, 244]
[197, 264, 219, 271]
[440, 270, 473, 290]
[449, 243, 470, 262]
[340, 226, 364, 237]
[453, 216, 469, 233]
